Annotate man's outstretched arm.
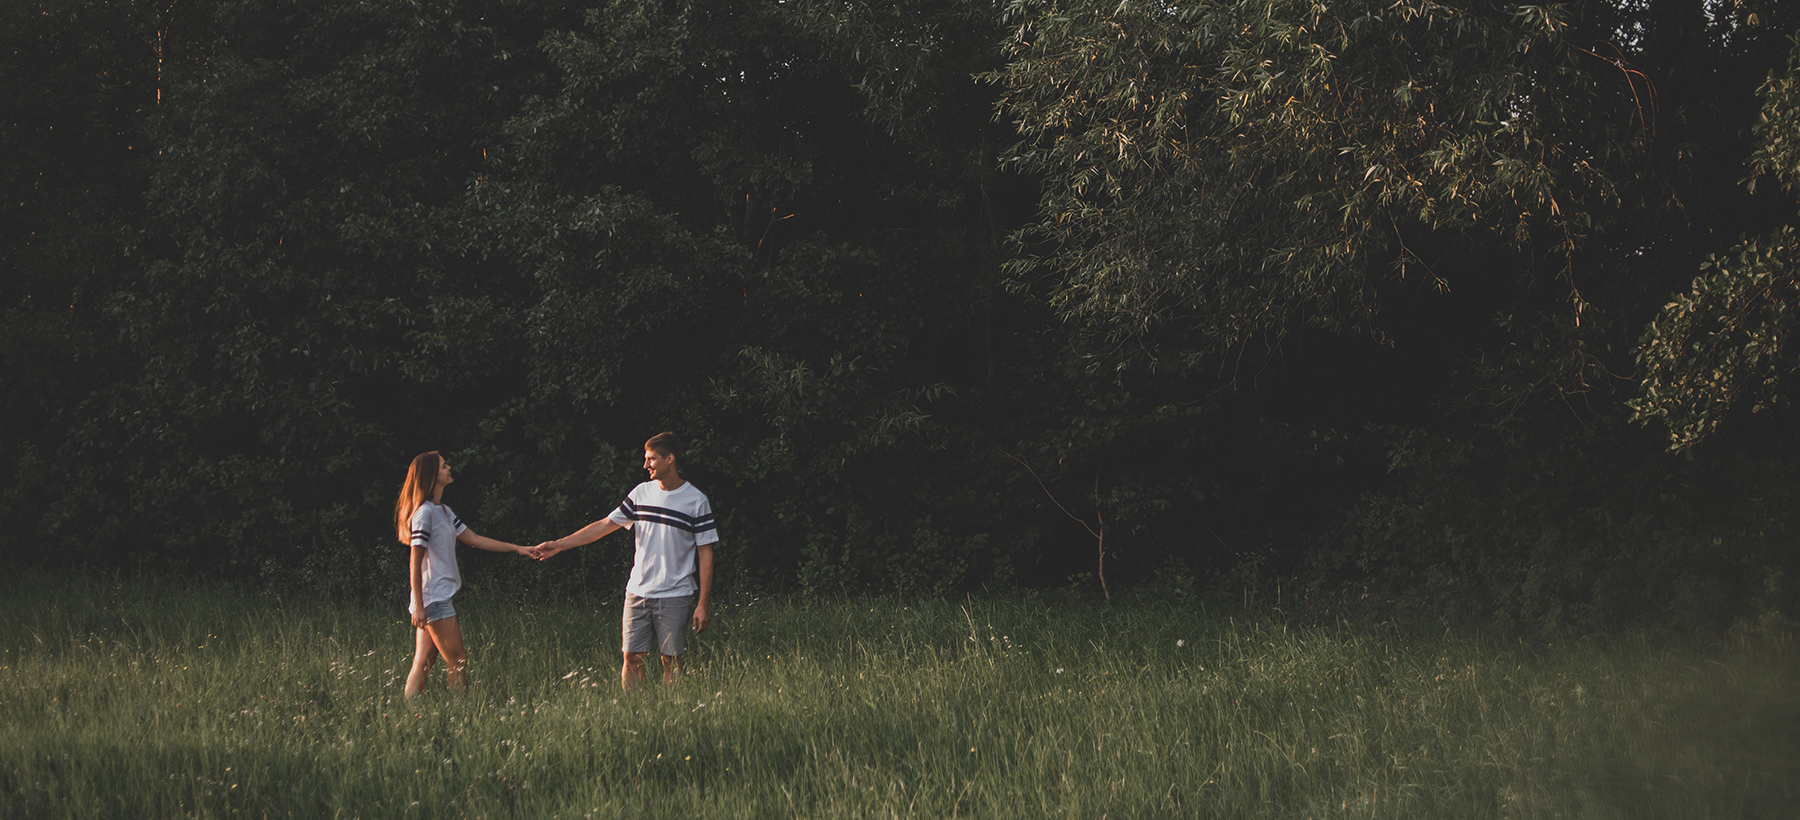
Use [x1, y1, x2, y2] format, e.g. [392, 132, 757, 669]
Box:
[533, 518, 626, 559]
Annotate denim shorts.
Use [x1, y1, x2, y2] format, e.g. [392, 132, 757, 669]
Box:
[622, 593, 694, 657]
[419, 599, 456, 624]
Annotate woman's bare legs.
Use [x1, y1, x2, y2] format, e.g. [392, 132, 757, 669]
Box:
[405, 624, 438, 698]
[405, 616, 469, 697]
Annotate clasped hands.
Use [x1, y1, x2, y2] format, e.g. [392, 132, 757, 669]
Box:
[525, 540, 564, 561]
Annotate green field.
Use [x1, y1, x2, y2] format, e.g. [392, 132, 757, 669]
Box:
[2, 577, 1794, 819]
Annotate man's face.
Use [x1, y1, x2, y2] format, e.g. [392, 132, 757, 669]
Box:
[643, 448, 676, 483]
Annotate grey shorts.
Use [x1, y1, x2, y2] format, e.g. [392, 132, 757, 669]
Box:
[420, 599, 455, 624]
[622, 593, 694, 657]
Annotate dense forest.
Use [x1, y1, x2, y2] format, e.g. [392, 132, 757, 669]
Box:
[5, 0, 1799, 631]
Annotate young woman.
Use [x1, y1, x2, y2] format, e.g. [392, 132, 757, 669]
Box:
[393, 451, 529, 697]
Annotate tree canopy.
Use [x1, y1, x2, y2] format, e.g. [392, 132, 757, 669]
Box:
[1633, 33, 1800, 449]
[4, 0, 1798, 629]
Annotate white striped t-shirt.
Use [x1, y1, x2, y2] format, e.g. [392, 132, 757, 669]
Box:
[408, 501, 467, 612]
[607, 481, 720, 598]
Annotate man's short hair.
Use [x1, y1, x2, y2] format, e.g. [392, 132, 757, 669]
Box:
[645, 431, 681, 461]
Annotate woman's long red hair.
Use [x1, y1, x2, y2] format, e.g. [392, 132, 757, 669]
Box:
[394, 451, 444, 544]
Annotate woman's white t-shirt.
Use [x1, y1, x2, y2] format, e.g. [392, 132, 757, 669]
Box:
[408, 501, 466, 612]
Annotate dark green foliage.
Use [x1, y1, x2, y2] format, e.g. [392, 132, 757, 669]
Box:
[4, 0, 1799, 634]
[2, 0, 215, 568]
[1319, 422, 1800, 632]
[1, 0, 1042, 598]
[991, 0, 1634, 358]
[462, 0, 1028, 594]
[987, 0, 1800, 628]
[1633, 34, 1800, 449]
[92, 0, 548, 574]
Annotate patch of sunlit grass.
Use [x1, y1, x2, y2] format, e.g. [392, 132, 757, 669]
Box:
[0, 576, 1793, 818]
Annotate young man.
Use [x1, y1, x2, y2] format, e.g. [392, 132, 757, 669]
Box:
[532, 432, 718, 690]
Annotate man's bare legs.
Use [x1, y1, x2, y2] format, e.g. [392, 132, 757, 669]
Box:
[620, 651, 683, 691]
[621, 651, 646, 691]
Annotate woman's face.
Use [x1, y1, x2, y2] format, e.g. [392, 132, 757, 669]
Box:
[436, 459, 454, 487]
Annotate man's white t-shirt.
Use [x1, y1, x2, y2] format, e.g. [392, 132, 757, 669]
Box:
[408, 501, 466, 612]
[607, 480, 720, 598]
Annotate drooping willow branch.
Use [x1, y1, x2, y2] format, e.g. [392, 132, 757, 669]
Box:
[997, 446, 1109, 601]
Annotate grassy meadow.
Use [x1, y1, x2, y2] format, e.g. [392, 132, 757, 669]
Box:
[1, 576, 1795, 819]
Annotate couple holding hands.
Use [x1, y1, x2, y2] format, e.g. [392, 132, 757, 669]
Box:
[393, 432, 718, 698]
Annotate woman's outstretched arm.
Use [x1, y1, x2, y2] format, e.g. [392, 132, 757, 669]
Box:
[457, 530, 530, 555]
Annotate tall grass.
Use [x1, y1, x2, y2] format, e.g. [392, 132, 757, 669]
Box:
[1, 575, 1793, 818]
